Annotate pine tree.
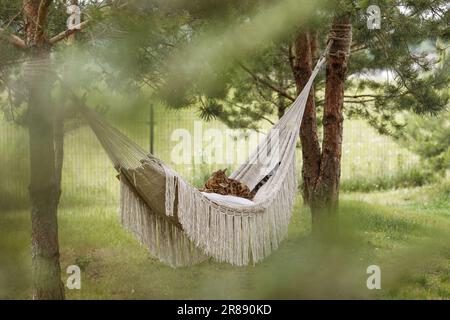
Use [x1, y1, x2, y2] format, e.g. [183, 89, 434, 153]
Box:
[0, 0, 88, 300]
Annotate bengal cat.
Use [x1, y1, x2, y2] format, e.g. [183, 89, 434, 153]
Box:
[199, 169, 254, 200]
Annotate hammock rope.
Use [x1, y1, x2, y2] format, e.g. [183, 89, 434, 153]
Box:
[72, 45, 331, 267]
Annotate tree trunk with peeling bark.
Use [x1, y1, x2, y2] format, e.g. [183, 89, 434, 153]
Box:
[293, 17, 351, 237]
[24, 0, 65, 300]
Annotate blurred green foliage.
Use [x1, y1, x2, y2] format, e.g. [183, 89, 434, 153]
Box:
[340, 167, 435, 192]
[395, 112, 450, 173]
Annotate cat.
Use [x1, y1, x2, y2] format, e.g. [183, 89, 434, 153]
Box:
[199, 168, 255, 200]
[251, 161, 280, 194]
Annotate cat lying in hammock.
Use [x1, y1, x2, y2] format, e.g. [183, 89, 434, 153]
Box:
[199, 168, 255, 200]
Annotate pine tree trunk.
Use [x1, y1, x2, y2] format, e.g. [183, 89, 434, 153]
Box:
[293, 31, 321, 206]
[24, 0, 65, 300]
[292, 20, 351, 237]
[311, 17, 351, 236]
[28, 51, 65, 300]
[276, 65, 287, 118]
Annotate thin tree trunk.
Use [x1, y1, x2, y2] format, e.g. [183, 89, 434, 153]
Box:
[311, 17, 351, 236]
[292, 31, 321, 206]
[24, 0, 65, 300]
[276, 62, 287, 118]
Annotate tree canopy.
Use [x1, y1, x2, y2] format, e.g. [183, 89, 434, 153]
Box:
[1, 1, 448, 130]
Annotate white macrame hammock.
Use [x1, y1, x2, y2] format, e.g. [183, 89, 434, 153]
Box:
[79, 53, 327, 268]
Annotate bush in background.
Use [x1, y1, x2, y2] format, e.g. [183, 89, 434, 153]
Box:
[340, 166, 436, 193]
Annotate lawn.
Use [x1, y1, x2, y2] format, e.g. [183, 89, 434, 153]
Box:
[1, 182, 448, 300]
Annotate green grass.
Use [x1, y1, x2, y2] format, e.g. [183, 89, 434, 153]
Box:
[1, 183, 448, 300]
[340, 166, 435, 192]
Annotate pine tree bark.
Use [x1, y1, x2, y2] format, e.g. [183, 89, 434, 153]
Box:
[292, 18, 351, 237]
[292, 31, 321, 206]
[24, 0, 65, 300]
[311, 17, 351, 236]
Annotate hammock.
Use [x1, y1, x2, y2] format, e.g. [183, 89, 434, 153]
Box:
[78, 53, 327, 268]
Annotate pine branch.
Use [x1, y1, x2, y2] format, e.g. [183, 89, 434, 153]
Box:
[344, 94, 381, 99]
[345, 99, 376, 104]
[0, 28, 27, 49]
[49, 20, 88, 45]
[1, 1, 27, 30]
[225, 99, 275, 126]
[49, 0, 122, 45]
[238, 63, 295, 102]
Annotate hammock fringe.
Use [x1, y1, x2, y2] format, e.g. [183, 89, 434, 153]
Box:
[121, 178, 208, 267]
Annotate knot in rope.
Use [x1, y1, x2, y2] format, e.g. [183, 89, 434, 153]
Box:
[327, 23, 352, 58]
